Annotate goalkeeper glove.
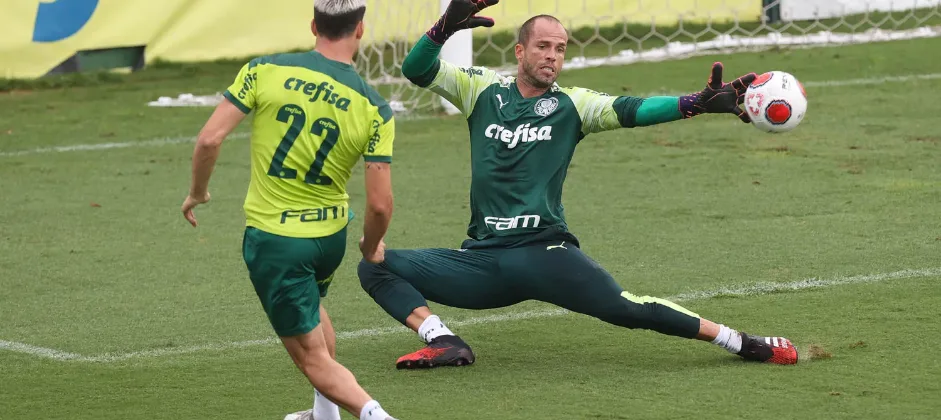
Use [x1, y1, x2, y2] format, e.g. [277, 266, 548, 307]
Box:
[426, 0, 500, 45]
[679, 62, 757, 123]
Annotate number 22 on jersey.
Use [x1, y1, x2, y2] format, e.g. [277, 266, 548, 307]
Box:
[267, 103, 340, 186]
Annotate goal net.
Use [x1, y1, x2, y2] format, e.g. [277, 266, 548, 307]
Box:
[355, 0, 941, 116]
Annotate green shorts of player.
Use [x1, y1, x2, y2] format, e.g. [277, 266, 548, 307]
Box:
[242, 226, 346, 337]
[358, 232, 702, 339]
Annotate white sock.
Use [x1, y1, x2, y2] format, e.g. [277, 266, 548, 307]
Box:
[418, 315, 454, 343]
[313, 389, 341, 420]
[711, 324, 743, 354]
[360, 400, 392, 420]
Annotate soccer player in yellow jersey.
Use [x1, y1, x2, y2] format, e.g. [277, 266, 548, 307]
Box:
[180, 1, 398, 420]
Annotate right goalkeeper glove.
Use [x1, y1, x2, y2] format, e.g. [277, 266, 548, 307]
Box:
[426, 0, 500, 45]
[678, 62, 757, 123]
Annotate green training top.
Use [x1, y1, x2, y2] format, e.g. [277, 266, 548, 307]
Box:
[403, 35, 684, 248]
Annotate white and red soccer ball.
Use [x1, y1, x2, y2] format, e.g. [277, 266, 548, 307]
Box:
[744, 71, 807, 133]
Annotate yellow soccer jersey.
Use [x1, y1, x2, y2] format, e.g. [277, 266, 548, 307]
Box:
[224, 51, 395, 239]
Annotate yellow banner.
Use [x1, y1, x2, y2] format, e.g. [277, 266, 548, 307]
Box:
[1, 0, 758, 79]
[1, 0, 321, 79]
[485, 0, 759, 27]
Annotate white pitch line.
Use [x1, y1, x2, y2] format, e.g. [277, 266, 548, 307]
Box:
[62, 310, 572, 363]
[0, 339, 85, 361]
[0, 132, 250, 158]
[802, 72, 941, 88]
[666, 267, 941, 301]
[2, 267, 939, 363]
[2, 72, 941, 158]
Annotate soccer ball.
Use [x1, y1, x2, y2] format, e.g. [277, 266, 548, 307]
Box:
[744, 71, 807, 133]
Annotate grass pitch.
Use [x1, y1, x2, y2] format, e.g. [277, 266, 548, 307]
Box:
[2, 37, 941, 419]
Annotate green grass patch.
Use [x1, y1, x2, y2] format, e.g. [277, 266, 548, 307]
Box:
[2, 37, 941, 419]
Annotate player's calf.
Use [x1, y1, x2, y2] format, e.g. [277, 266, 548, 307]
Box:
[280, 327, 397, 420]
[584, 291, 702, 339]
[582, 290, 799, 365]
[360, 260, 477, 370]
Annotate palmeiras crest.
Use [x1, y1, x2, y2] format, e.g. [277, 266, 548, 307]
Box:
[534, 97, 559, 117]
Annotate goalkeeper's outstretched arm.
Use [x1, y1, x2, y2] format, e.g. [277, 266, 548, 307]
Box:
[570, 62, 757, 135]
[565, 88, 684, 135]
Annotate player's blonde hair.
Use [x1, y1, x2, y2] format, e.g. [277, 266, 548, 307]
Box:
[313, 0, 367, 40]
[314, 0, 366, 15]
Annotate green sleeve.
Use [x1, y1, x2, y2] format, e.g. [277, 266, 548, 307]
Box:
[565, 88, 685, 135]
[611, 96, 643, 128]
[611, 96, 682, 128]
[632, 96, 683, 127]
[223, 60, 259, 113]
[402, 35, 442, 88]
[402, 34, 505, 118]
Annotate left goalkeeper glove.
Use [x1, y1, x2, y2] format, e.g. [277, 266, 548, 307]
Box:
[679, 62, 757, 123]
[426, 0, 500, 45]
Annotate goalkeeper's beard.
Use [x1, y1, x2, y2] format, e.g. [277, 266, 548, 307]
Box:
[520, 60, 557, 90]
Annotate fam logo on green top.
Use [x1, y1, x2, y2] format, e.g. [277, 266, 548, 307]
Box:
[534, 97, 559, 117]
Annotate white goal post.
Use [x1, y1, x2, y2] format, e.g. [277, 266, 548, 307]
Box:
[356, 0, 941, 116]
[438, 0, 474, 115]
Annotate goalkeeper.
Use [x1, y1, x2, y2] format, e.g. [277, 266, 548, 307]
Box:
[359, 0, 798, 369]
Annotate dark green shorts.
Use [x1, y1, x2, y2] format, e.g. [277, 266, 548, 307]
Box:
[242, 226, 347, 337]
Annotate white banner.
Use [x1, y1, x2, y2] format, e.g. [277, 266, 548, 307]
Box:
[781, 0, 940, 21]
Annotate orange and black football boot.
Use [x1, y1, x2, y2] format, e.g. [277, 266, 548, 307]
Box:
[396, 335, 475, 369]
[737, 333, 799, 365]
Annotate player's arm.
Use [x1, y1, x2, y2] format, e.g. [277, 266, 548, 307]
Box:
[566, 88, 681, 135]
[182, 61, 256, 227]
[569, 62, 758, 135]
[360, 115, 396, 263]
[401, 0, 500, 117]
[361, 161, 393, 263]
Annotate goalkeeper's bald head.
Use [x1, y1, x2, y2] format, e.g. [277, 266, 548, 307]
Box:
[518, 14, 563, 47]
[313, 0, 367, 40]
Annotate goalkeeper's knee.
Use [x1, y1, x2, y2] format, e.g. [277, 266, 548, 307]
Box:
[358, 259, 389, 295]
[358, 259, 427, 324]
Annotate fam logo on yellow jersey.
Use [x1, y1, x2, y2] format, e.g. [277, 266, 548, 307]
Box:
[283, 78, 353, 111]
[281, 206, 347, 224]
